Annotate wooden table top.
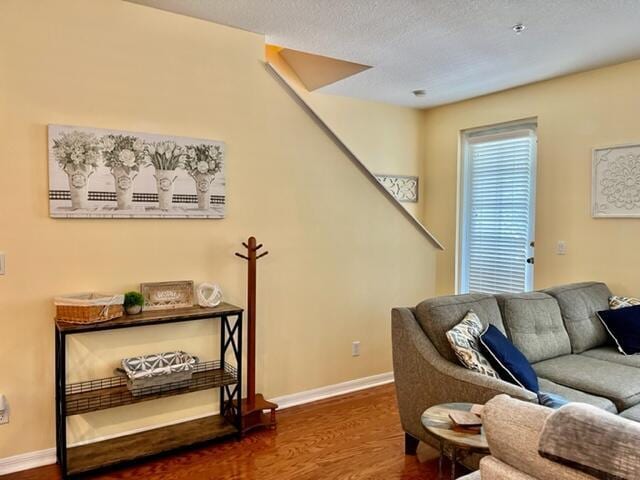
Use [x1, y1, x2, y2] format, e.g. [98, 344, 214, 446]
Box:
[55, 302, 243, 333]
[421, 403, 489, 451]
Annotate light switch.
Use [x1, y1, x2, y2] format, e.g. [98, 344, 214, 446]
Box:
[556, 241, 567, 255]
[0, 253, 5, 275]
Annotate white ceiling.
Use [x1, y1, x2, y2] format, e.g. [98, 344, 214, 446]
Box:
[129, 0, 640, 107]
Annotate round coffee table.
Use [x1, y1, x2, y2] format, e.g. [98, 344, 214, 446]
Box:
[421, 403, 489, 479]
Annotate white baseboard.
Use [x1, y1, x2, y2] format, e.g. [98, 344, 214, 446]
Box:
[0, 448, 57, 476]
[272, 371, 394, 409]
[0, 371, 393, 475]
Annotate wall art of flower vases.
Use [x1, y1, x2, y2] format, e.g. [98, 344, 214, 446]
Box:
[48, 125, 225, 219]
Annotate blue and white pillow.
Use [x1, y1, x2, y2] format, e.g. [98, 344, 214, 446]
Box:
[609, 295, 640, 310]
[598, 305, 640, 355]
[479, 324, 539, 393]
[538, 392, 570, 409]
[446, 310, 499, 379]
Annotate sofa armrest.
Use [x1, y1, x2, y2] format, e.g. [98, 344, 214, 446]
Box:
[483, 395, 593, 480]
[392, 307, 537, 441]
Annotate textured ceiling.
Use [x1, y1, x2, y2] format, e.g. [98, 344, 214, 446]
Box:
[128, 0, 640, 107]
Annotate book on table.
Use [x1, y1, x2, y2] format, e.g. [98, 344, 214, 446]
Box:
[449, 410, 482, 433]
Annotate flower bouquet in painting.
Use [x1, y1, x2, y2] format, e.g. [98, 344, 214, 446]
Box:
[51, 131, 100, 209]
[145, 141, 186, 210]
[183, 145, 224, 209]
[101, 135, 147, 210]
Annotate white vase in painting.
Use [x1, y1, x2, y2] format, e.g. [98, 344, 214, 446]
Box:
[155, 169, 177, 210]
[66, 166, 94, 210]
[194, 173, 214, 209]
[112, 166, 136, 210]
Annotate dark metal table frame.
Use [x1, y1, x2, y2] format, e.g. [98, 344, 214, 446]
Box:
[421, 403, 489, 480]
[54, 304, 243, 478]
[435, 437, 489, 480]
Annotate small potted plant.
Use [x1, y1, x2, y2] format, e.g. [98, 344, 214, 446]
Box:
[124, 291, 145, 315]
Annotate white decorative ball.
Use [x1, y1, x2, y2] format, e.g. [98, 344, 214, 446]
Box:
[197, 283, 223, 307]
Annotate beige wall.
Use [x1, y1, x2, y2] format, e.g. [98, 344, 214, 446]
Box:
[267, 46, 425, 218]
[0, 0, 438, 458]
[423, 59, 640, 296]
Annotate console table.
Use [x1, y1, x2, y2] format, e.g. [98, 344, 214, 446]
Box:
[55, 303, 243, 477]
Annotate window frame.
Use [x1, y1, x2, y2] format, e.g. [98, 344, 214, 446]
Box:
[457, 120, 538, 294]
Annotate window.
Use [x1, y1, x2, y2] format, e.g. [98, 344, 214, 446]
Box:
[458, 121, 537, 294]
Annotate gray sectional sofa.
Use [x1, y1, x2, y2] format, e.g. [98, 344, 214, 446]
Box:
[391, 281, 640, 456]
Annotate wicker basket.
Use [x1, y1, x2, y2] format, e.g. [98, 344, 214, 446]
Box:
[55, 293, 124, 324]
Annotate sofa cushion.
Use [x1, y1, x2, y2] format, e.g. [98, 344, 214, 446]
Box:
[537, 378, 617, 413]
[446, 311, 499, 378]
[543, 282, 611, 353]
[597, 305, 640, 354]
[479, 457, 538, 480]
[415, 293, 505, 363]
[620, 403, 640, 422]
[582, 346, 640, 368]
[496, 292, 571, 363]
[483, 395, 594, 480]
[480, 324, 539, 393]
[533, 354, 640, 410]
[539, 402, 640, 479]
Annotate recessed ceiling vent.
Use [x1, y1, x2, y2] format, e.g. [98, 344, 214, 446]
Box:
[512, 23, 526, 34]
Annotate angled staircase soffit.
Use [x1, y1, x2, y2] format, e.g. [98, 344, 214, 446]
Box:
[263, 61, 444, 251]
[278, 47, 371, 91]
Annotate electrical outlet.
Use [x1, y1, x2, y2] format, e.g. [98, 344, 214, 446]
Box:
[556, 241, 567, 255]
[0, 252, 5, 275]
[352, 341, 361, 357]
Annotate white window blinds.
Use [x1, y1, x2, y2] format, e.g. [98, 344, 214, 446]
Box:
[459, 125, 537, 294]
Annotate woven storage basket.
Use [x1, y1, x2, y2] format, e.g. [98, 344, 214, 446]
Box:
[116, 351, 198, 396]
[55, 293, 124, 324]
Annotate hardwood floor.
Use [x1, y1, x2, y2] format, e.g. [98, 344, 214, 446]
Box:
[4, 384, 449, 479]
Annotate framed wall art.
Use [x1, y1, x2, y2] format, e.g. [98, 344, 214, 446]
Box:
[593, 143, 640, 218]
[48, 124, 225, 219]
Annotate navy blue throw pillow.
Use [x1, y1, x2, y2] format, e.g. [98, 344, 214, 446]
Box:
[479, 324, 539, 393]
[538, 392, 570, 409]
[597, 305, 640, 355]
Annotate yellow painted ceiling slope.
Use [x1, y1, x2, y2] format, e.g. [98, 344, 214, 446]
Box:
[270, 45, 371, 91]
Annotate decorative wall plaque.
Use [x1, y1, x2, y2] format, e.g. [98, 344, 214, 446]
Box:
[375, 174, 419, 203]
[140, 281, 194, 311]
[593, 144, 640, 218]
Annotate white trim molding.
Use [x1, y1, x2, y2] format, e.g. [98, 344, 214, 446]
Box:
[272, 371, 394, 410]
[0, 371, 394, 475]
[0, 448, 57, 476]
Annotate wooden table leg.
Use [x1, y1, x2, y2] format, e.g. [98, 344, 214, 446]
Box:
[438, 440, 444, 479]
[451, 445, 456, 480]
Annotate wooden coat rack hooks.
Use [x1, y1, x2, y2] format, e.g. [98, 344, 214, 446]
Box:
[235, 236, 278, 433]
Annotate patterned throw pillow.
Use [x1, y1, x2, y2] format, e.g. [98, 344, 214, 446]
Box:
[610, 296, 640, 310]
[446, 310, 499, 378]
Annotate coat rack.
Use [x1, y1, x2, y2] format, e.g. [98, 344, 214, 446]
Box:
[235, 236, 278, 432]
